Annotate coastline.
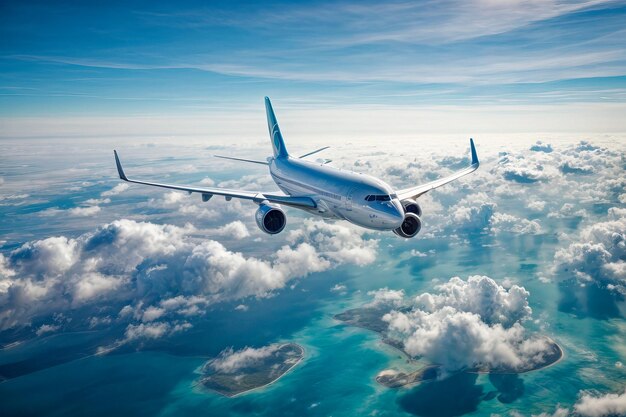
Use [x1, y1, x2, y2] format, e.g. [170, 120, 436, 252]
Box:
[200, 343, 306, 398]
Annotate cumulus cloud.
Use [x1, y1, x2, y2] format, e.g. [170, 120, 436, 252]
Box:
[35, 323, 60, 336]
[287, 219, 378, 265]
[491, 142, 619, 192]
[330, 284, 347, 295]
[530, 141, 553, 153]
[447, 193, 496, 234]
[0, 218, 378, 332]
[492, 152, 558, 184]
[518, 388, 626, 417]
[380, 276, 553, 372]
[101, 183, 129, 197]
[123, 321, 191, 342]
[574, 389, 626, 417]
[199, 177, 215, 186]
[490, 212, 543, 235]
[548, 203, 587, 219]
[527, 200, 546, 212]
[367, 287, 405, 308]
[208, 345, 280, 373]
[67, 205, 102, 216]
[446, 193, 543, 235]
[413, 276, 532, 327]
[385, 307, 551, 372]
[215, 221, 250, 240]
[554, 207, 626, 291]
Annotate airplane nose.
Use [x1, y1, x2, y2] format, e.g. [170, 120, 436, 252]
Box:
[393, 204, 404, 223]
[387, 201, 405, 228]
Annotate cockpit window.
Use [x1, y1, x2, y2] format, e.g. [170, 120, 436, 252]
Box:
[366, 194, 394, 202]
[390, 193, 398, 199]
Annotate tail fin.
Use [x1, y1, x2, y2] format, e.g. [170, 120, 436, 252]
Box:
[265, 97, 289, 158]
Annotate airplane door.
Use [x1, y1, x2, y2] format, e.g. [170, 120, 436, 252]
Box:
[344, 188, 354, 211]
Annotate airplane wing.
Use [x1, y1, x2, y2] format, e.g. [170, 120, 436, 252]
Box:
[113, 151, 316, 209]
[396, 139, 479, 200]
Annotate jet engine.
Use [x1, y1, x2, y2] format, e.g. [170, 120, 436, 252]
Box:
[393, 213, 422, 238]
[255, 203, 287, 234]
[401, 199, 422, 217]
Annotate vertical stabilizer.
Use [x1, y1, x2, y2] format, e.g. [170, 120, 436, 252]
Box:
[265, 97, 289, 158]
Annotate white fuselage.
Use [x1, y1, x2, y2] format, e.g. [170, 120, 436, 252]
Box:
[269, 157, 405, 230]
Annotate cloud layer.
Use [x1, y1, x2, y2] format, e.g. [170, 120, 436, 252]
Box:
[0, 218, 378, 334]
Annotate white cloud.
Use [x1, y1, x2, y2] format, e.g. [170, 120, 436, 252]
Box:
[380, 276, 553, 372]
[35, 323, 60, 336]
[215, 221, 250, 240]
[385, 307, 551, 372]
[208, 345, 280, 373]
[547, 203, 587, 219]
[492, 152, 560, 184]
[367, 287, 405, 308]
[530, 141, 554, 153]
[9, 236, 79, 277]
[142, 306, 166, 322]
[0, 193, 29, 202]
[330, 284, 347, 293]
[527, 200, 547, 212]
[84, 198, 111, 205]
[491, 212, 543, 235]
[574, 389, 626, 417]
[447, 193, 496, 233]
[72, 272, 125, 303]
[414, 276, 532, 327]
[554, 208, 626, 290]
[123, 321, 191, 341]
[101, 183, 129, 197]
[530, 408, 570, 417]
[68, 205, 102, 216]
[514, 388, 626, 417]
[287, 219, 378, 266]
[0, 218, 378, 331]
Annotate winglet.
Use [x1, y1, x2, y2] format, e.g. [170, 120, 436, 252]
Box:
[469, 138, 479, 166]
[113, 150, 128, 181]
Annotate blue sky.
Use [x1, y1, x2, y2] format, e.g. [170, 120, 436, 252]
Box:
[1, 0, 626, 133]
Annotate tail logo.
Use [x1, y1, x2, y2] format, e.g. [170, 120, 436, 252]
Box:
[274, 135, 281, 153]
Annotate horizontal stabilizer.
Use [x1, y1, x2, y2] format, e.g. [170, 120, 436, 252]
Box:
[214, 155, 269, 165]
[300, 146, 330, 159]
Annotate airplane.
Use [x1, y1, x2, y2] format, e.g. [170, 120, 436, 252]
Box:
[113, 97, 479, 238]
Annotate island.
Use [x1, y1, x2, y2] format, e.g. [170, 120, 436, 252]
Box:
[335, 306, 563, 389]
[198, 343, 304, 397]
[375, 365, 440, 388]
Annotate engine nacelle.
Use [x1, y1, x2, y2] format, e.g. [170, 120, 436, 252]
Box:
[255, 203, 286, 234]
[393, 213, 422, 238]
[401, 199, 422, 217]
